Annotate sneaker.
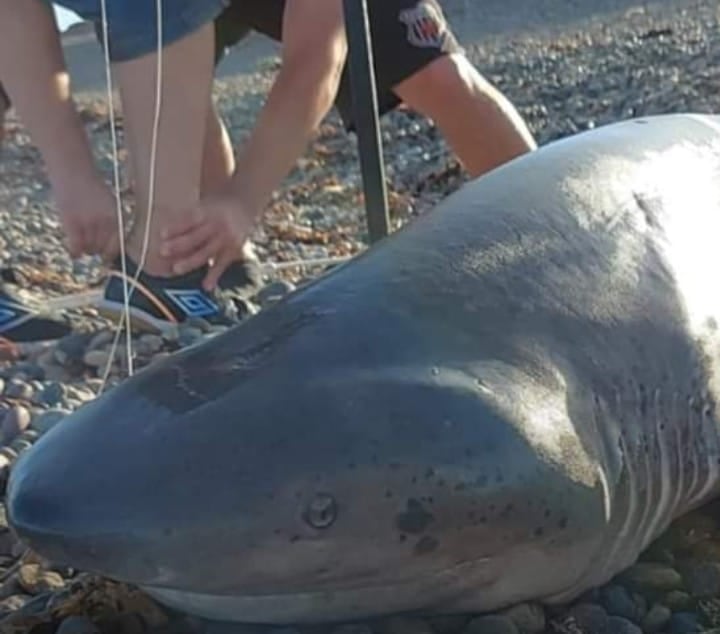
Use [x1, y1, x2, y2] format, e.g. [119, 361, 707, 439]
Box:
[217, 241, 263, 298]
[97, 256, 243, 334]
[0, 281, 72, 343]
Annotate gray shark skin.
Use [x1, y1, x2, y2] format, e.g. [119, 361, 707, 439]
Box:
[6, 114, 720, 625]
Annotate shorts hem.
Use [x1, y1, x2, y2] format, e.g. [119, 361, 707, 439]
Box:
[104, 0, 230, 62]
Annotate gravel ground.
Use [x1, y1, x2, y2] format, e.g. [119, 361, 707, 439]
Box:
[1, 0, 720, 632]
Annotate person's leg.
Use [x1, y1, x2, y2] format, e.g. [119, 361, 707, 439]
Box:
[199, 0, 284, 197]
[112, 22, 216, 276]
[334, 0, 536, 179]
[393, 52, 537, 178]
[92, 0, 247, 331]
[201, 99, 235, 194]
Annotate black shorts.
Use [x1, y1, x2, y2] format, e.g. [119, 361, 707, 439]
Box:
[213, 0, 464, 131]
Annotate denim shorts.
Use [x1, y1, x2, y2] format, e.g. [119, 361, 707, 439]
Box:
[52, 0, 230, 62]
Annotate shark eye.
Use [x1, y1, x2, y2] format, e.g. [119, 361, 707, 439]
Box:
[303, 493, 338, 529]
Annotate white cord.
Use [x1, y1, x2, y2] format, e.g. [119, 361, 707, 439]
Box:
[97, 0, 164, 390]
[92, 6, 353, 388]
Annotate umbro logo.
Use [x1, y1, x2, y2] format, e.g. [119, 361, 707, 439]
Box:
[398, 1, 448, 50]
[165, 289, 219, 318]
[0, 306, 17, 326]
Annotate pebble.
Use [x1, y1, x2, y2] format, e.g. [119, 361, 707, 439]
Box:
[9, 437, 33, 454]
[137, 334, 164, 356]
[254, 280, 295, 306]
[601, 583, 642, 622]
[16, 563, 65, 594]
[663, 590, 693, 611]
[83, 348, 112, 369]
[500, 603, 545, 634]
[461, 615, 519, 634]
[686, 561, 720, 599]
[668, 611, 703, 633]
[1, 404, 31, 443]
[619, 562, 684, 592]
[0, 594, 29, 615]
[178, 327, 204, 349]
[55, 332, 96, 367]
[606, 615, 643, 633]
[30, 408, 69, 434]
[641, 603, 672, 633]
[35, 380, 67, 407]
[4, 377, 33, 400]
[564, 603, 610, 632]
[0, 446, 17, 461]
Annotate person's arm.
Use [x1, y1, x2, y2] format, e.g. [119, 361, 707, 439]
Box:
[226, 0, 348, 212]
[0, 0, 121, 260]
[0, 0, 99, 196]
[160, 0, 350, 286]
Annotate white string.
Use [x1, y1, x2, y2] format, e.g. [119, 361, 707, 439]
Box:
[97, 0, 164, 391]
[96, 0, 130, 387]
[91, 6, 354, 388]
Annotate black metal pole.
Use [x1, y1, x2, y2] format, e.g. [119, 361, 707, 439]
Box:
[342, 0, 391, 243]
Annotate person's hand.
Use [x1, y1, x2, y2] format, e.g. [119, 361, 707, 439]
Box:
[160, 194, 259, 290]
[53, 174, 122, 263]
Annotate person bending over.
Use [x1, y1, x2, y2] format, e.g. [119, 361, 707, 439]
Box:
[0, 0, 537, 335]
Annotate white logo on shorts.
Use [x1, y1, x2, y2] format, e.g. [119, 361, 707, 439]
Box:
[398, 1, 448, 49]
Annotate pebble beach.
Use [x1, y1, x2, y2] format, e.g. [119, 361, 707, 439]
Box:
[1, 0, 720, 632]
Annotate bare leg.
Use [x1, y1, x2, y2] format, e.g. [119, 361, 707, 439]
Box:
[112, 21, 215, 276]
[201, 99, 235, 194]
[393, 53, 537, 178]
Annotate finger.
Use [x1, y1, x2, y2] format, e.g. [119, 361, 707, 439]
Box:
[172, 236, 225, 276]
[204, 250, 235, 291]
[160, 206, 207, 241]
[161, 221, 217, 259]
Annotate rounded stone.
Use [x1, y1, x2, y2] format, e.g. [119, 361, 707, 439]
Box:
[619, 562, 684, 592]
[17, 563, 65, 594]
[601, 584, 642, 622]
[1, 404, 31, 443]
[500, 602, 546, 634]
[668, 611, 702, 633]
[606, 616, 642, 633]
[641, 603, 672, 633]
[663, 590, 693, 611]
[5, 378, 33, 400]
[686, 562, 720, 599]
[35, 381, 67, 407]
[83, 349, 112, 369]
[30, 408, 69, 434]
[564, 603, 609, 632]
[461, 615, 520, 634]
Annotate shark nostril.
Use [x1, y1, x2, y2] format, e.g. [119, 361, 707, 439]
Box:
[303, 493, 338, 529]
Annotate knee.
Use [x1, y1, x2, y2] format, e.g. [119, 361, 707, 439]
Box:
[420, 54, 476, 90]
[398, 53, 499, 114]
